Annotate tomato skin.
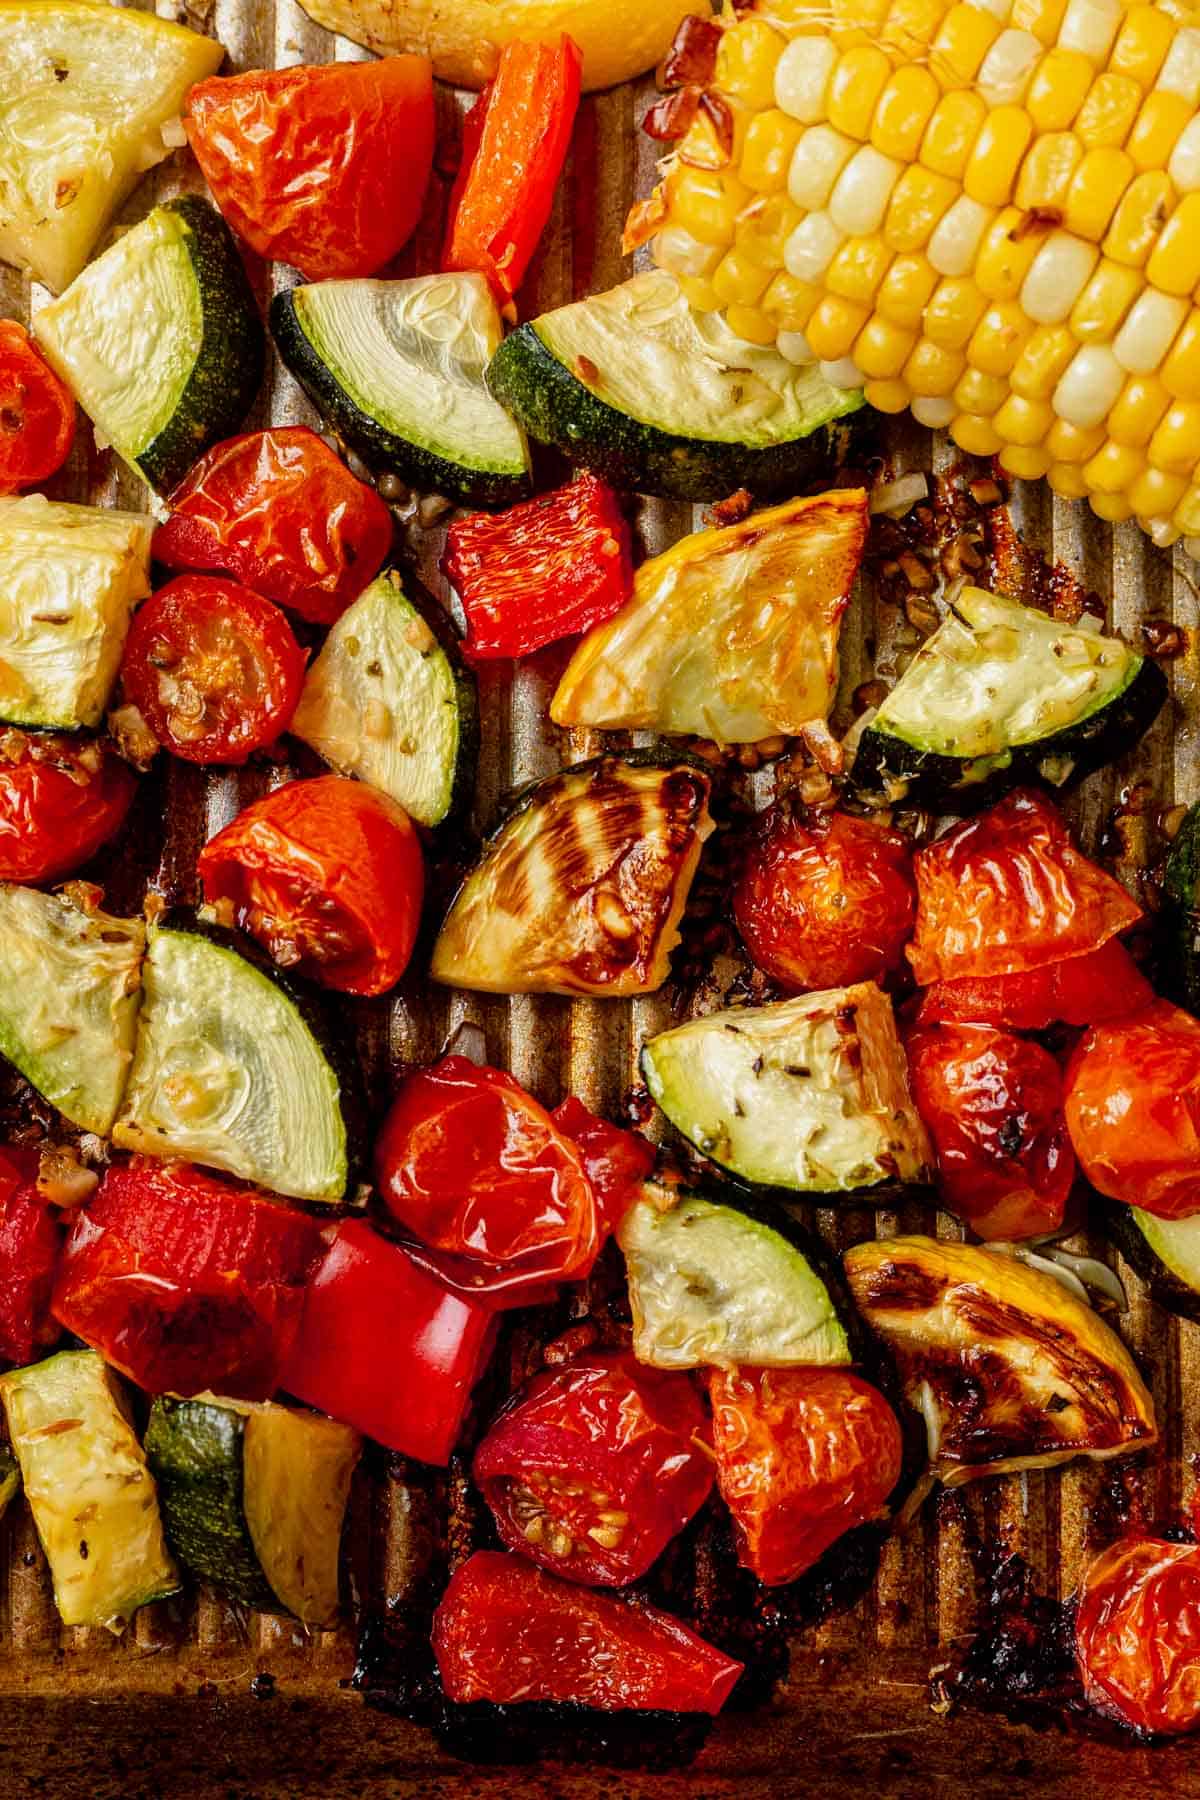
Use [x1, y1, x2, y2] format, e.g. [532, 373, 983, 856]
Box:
[120, 575, 305, 765]
[914, 938, 1153, 1031]
[52, 1160, 327, 1399]
[1076, 1536, 1200, 1734]
[1065, 999, 1200, 1218]
[706, 1368, 902, 1587]
[442, 474, 632, 661]
[198, 775, 423, 997]
[906, 1023, 1074, 1239]
[733, 804, 916, 992]
[153, 428, 393, 626]
[907, 789, 1142, 986]
[0, 731, 135, 881]
[185, 59, 434, 281]
[433, 1551, 743, 1713]
[0, 1147, 61, 1366]
[474, 1352, 712, 1587]
[0, 320, 75, 492]
[549, 1096, 655, 1238]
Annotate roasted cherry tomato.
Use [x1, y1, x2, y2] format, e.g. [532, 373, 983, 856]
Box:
[433, 1551, 743, 1714]
[52, 1160, 327, 1399]
[153, 428, 393, 626]
[706, 1368, 902, 1587]
[473, 1352, 712, 1586]
[442, 474, 632, 661]
[280, 1219, 494, 1464]
[119, 575, 306, 766]
[1065, 1000, 1200, 1218]
[1076, 1536, 1200, 1734]
[906, 1022, 1075, 1239]
[914, 938, 1153, 1031]
[0, 730, 135, 882]
[907, 789, 1142, 987]
[198, 775, 423, 997]
[733, 803, 916, 991]
[374, 1056, 601, 1306]
[550, 1096, 655, 1238]
[0, 1147, 61, 1366]
[185, 59, 434, 281]
[0, 319, 75, 491]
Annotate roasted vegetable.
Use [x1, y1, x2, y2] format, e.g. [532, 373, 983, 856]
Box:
[1103, 1201, 1200, 1327]
[1076, 1537, 1200, 1735]
[0, 321, 76, 490]
[1161, 800, 1200, 1015]
[1065, 1000, 1200, 1221]
[0, 732, 135, 883]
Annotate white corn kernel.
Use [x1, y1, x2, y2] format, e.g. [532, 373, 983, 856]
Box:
[973, 0, 1013, 17]
[652, 227, 722, 279]
[1157, 27, 1200, 105]
[1053, 343, 1124, 426]
[1169, 116, 1200, 194]
[1185, 533, 1200, 558]
[911, 395, 956, 426]
[1057, 0, 1120, 61]
[1147, 518, 1181, 546]
[819, 356, 865, 388]
[829, 146, 903, 235]
[1113, 289, 1189, 372]
[784, 210, 846, 281]
[928, 195, 994, 275]
[978, 29, 1041, 104]
[1020, 231, 1098, 323]
[777, 330, 818, 363]
[788, 125, 856, 211]
[775, 36, 838, 124]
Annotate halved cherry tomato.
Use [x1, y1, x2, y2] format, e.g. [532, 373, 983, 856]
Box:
[184, 59, 434, 281]
[914, 938, 1154, 1031]
[733, 803, 916, 991]
[0, 1146, 61, 1366]
[0, 730, 135, 882]
[473, 1351, 712, 1587]
[0, 320, 75, 492]
[1065, 1000, 1200, 1218]
[907, 789, 1142, 987]
[706, 1368, 902, 1587]
[906, 1022, 1075, 1239]
[119, 575, 305, 765]
[1076, 1536, 1200, 1734]
[52, 1159, 327, 1399]
[374, 1056, 601, 1306]
[550, 1096, 655, 1238]
[433, 1551, 743, 1713]
[153, 428, 393, 626]
[442, 37, 582, 309]
[198, 775, 423, 997]
[442, 474, 632, 661]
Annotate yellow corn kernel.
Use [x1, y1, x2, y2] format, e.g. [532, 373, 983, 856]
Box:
[964, 107, 1034, 207]
[1047, 417, 1106, 461]
[883, 165, 958, 252]
[741, 111, 804, 194]
[1049, 461, 1091, 495]
[1012, 0, 1068, 45]
[994, 393, 1056, 445]
[968, 300, 1035, 375]
[735, 194, 796, 269]
[920, 89, 988, 177]
[677, 275, 722, 312]
[1149, 401, 1200, 471]
[724, 303, 779, 344]
[1090, 492, 1133, 522]
[827, 234, 893, 301]
[855, 315, 918, 377]
[805, 294, 872, 358]
[1069, 257, 1142, 339]
[762, 0, 828, 24]
[974, 208, 1042, 300]
[1175, 486, 1200, 534]
[929, 2, 1002, 86]
[677, 99, 750, 173]
[666, 166, 752, 247]
[1107, 373, 1170, 444]
[871, 66, 941, 162]
[864, 376, 914, 412]
[1110, 4, 1175, 88]
[829, 0, 892, 46]
[828, 46, 892, 140]
[952, 412, 1004, 455]
[1009, 323, 1077, 398]
[1015, 132, 1083, 211]
[1125, 90, 1192, 173]
[712, 247, 772, 307]
[1064, 147, 1133, 241]
[715, 17, 786, 111]
[1163, 309, 1200, 398]
[1026, 48, 1094, 131]
[1104, 171, 1176, 266]
[877, 252, 940, 326]
[955, 366, 1010, 413]
[1128, 465, 1188, 516]
[882, 0, 949, 59]
[762, 268, 821, 329]
[1146, 193, 1200, 296]
[1075, 72, 1142, 149]
[905, 337, 965, 394]
[999, 444, 1053, 478]
[923, 276, 987, 348]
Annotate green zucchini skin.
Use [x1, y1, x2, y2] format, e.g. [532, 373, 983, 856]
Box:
[1161, 800, 1200, 1014]
[851, 654, 1168, 811]
[269, 289, 530, 508]
[486, 325, 867, 503]
[1099, 1199, 1200, 1326]
[137, 197, 265, 496]
[401, 568, 480, 829]
[145, 1397, 277, 1611]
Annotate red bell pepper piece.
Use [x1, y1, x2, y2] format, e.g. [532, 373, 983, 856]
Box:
[441, 475, 632, 662]
[433, 1551, 743, 1713]
[550, 1096, 655, 1237]
[441, 36, 583, 310]
[0, 1147, 61, 1366]
[279, 1219, 494, 1463]
[913, 937, 1154, 1031]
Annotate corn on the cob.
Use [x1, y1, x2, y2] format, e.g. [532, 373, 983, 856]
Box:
[637, 0, 1200, 550]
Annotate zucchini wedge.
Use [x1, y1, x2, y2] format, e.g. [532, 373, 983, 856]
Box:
[1103, 1200, 1200, 1325]
[551, 489, 868, 742]
[146, 1394, 361, 1626]
[0, 883, 144, 1134]
[431, 754, 714, 997]
[0, 1444, 18, 1523]
[0, 1, 223, 294]
[271, 272, 531, 506]
[641, 983, 932, 1196]
[0, 495, 153, 729]
[852, 588, 1167, 809]
[486, 271, 864, 502]
[113, 913, 357, 1204]
[289, 569, 477, 828]
[1160, 800, 1200, 1014]
[33, 196, 265, 495]
[0, 1350, 179, 1631]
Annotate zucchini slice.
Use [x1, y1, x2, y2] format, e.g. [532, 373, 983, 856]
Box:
[551, 489, 868, 742]
[486, 271, 865, 502]
[289, 569, 477, 828]
[146, 1395, 361, 1625]
[271, 272, 531, 506]
[0, 1, 223, 294]
[0, 1444, 18, 1522]
[1103, 1201, 1200, 1325]
[431, 754, 714, 997]
[642, 983, 932, 1195]
[0, 1350, 179, 1631]
[113, 914, 355, 1204]
[1160, 800, 1200, 1015]
[0, 883, 144, 1134]
[852, 588, 1167, 808]
[0, 494, 153, 729]
[33, 196, 265, 495]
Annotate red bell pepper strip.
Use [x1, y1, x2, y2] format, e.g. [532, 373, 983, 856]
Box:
[913, 937, 1154, 1031]
[441, 474, 632, 662]
[441, 36, 583, 311]
[0, 1147, 61, 1366]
